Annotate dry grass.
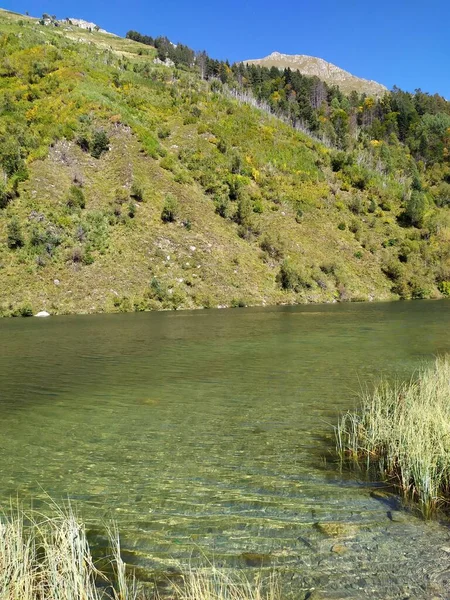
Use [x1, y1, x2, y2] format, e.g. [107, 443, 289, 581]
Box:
[336, 356, 450, 517]
[169, 567, 281, 600]
[0, 503, 282, 600]
[0, 503, 139, 600]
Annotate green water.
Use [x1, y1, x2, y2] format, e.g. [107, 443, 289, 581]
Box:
[1, 301, 450, 598]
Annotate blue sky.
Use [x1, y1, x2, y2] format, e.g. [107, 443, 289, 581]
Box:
[3, 0, 450, 97]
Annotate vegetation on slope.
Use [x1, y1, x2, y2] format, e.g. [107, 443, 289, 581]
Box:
[0, 10, 450, 316]
[336, 357, 450, 518]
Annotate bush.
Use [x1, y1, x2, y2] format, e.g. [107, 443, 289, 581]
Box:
[130, 182, 144, 202]
[277, 259, 311, 291]
[7, 218, 24, 249]
[0, 182, 13, 209]
[157, 126, 171, 139]
[127, 202, 136, 218]
[260, 234, 284, 260]
[438, 281, 450, 296]
[214, 195, 230, 218]
[76, 134, 90, 153]
[66, 185, 86, 210]
[404, 190, 427, 227]
[90, 130, 110, 159]
[161, 195, 178, 222]
[148, 277, 168, 302]
[330, 150, 353, 172]
[11, 303, 33, 317]
[235, 193, 252, 227]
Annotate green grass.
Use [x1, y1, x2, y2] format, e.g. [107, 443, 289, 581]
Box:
[0, 8, 449, 316]
[335, 357, 450, 517]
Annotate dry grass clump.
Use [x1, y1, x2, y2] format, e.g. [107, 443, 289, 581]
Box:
[0, 502, 282, 600]
[0, 503, 140, 600]
[169, 567, 280, 600]
[336, 357, 450, 517]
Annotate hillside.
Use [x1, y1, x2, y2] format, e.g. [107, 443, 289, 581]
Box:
[243, 52, 387, 97]
[0, 9, 449, 317]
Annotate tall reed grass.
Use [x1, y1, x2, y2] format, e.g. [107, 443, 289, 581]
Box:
[0, 503, 282, 600]
[335, 357, 450, 517]
[0, 503, 139, 600]
[170, 567, 280, 600]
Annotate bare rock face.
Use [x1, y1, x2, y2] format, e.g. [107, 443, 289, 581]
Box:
[243, 51, 387, 97]
[62, 18, 116, 36]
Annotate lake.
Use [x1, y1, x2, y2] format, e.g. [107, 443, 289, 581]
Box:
[1, 300, 450, 598]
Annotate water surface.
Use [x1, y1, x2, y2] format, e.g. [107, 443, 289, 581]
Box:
[1, 301, 450, 599]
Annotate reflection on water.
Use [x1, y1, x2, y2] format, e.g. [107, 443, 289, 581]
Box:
[1, 301, 450, 598]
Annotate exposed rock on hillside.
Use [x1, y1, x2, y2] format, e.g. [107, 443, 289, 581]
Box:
[243, 52, 387, 96]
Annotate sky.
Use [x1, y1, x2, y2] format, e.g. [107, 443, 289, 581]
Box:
[3, 0, 450, 97]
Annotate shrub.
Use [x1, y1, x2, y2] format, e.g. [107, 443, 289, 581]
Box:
[12, 303, 33, 317]
[277, 259, 311, 291]
[231, 298, 247, 308]
[330, 150, 353, 172]
[115, 188, 129, 205]
[0, 182, 13, 209]
[260, 234, 284, 260]
[7, 218, 24, 249]
[148, 277, 168, 302]
[214, 195, 230, 218]
[130, 182, 144, 202]
[157, 126, 171, 139]
[161, 195, 179, 222]
[127, 202, 136, 218]
[66, 185, 86, 210]
[235, 193, 252, 227]
[253, 198, 263, 214]
[90, 130, 110, 159]
[382, 260, 403, 282]
[404, 190, 428, 227]
[76, 133, 90, 153]
[438, 281, 450, 296]
[70, 247, 84, 263]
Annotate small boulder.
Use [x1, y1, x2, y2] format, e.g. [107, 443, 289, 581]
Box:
[35, 311, 50, 318]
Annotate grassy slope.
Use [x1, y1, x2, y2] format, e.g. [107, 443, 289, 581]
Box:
[0, 10, 447, 316]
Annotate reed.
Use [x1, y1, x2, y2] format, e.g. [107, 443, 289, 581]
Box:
[335, 356, 450, 517]
[0, 503, 140, 600]
[169, 566, 281, 600]
[0, 503, 282, 600]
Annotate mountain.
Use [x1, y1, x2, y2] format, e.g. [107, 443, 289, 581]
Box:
[0, 9, 449, 317]
[243, 52, 387, 96]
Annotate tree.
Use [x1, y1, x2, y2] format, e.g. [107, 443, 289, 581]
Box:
[7, 218, 24, 249]
[405, 190, 427, 227]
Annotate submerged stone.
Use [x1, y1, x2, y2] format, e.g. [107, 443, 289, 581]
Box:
[314, 522, 358, 538]
[240, 551, 271, 566]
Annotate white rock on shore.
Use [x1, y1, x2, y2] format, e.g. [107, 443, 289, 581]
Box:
[35, 311, 51, 318]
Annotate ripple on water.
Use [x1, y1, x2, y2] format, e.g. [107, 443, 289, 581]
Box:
[1, 302, 450, 598]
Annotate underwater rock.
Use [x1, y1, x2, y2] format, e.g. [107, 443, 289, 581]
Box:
[314, 522, 358, 538]
[240, 552, 271, 566]
[331, 543, 348, 555]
